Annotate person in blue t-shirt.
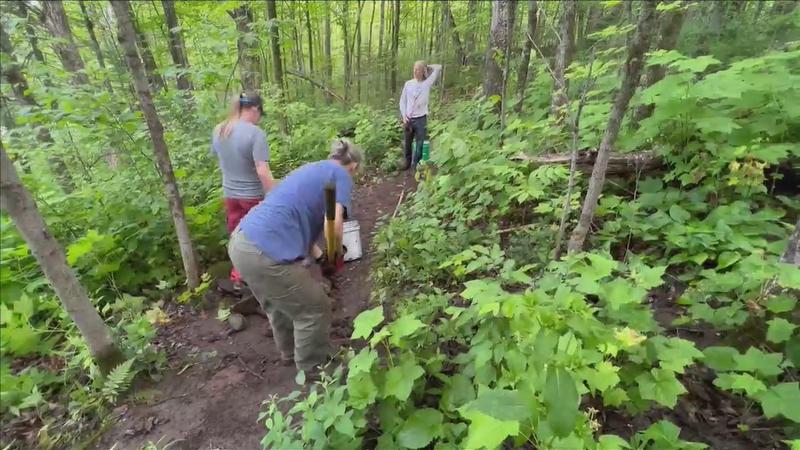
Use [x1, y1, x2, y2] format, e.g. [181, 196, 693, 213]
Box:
[228, 139, 361, 372]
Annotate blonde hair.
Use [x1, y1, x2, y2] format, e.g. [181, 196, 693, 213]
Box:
[413, 60, 428, 80]
[214, 91, 263, 139]
[329, 139, 362, 166]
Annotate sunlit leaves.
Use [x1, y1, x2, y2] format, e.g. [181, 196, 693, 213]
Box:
[636, 368, 687, 408]
[351, 306, 384, 340]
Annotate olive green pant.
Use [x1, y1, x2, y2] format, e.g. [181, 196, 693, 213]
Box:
[228, 229, 332, 371]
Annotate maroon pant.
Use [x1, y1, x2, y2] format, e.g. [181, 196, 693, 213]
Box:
[224, 197, 261, 282]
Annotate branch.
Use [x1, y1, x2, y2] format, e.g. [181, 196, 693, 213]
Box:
[285, 70, 345, 102]
[512, 150, 663, 176]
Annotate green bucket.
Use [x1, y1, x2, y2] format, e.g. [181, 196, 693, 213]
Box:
[421, 140, 431, 162]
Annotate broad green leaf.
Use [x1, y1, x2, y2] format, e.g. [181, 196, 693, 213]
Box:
[352, 306, 384, 340]
[383, 358, 424, 401]
[467, 389, 530, 422]
[777, 263, 800, 289]
[544, 366, 580, 437]
[599, 279, 647, 310]
[583, 361, 620, 393]
[397, 408, 443, 449]
[347, 371, 378, 409]
[756, 382, 800, 422]
[462, 410, 519, 450]
[636, 368, 687, 408]
[582, 253, 618, 281]
[668, 205, 691, 223]
[671, 55, 720, 73]
[716, 251, 741, 270]
[598, 435, 631, 450]
[714, 373, 768, 396]
[651, 337, 703, 373]
[703, 347, 739, 372]
[388, 314, 425, 346]
[348, 348, 378, 376]
[734, 347, 783, 377]
[767, 318, 797, 344]
[632, 264, 666, 289]
[766, 295, 797, 314]
[442, 374, 476, 411]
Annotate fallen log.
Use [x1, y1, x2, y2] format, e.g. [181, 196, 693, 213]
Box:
[285, 70, 345, 103]
[512, 149, 663, 175]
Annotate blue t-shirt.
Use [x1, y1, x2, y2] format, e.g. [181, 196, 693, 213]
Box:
[239, 160, 353, 263]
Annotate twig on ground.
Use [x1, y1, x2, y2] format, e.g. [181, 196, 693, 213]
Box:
[237, 355, 264, 380]
[392, 189, 405, 219]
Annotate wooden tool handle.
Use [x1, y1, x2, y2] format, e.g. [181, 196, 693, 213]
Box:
[324, 182, 337, 260]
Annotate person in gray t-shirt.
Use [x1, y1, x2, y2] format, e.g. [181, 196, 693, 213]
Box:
[210, 92, 275, 286]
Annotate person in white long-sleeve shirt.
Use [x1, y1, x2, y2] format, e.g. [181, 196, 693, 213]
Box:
[399, 61, 442, 170]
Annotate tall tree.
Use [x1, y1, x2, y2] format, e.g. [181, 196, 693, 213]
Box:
[567, 1, 657, 254]
[341, 1, 351, 101]
[550, 0, 577, 121]
[324, 1, 333, 103]
[128, 2, 166, 92]
[42, 0, 90, 85]
[110, 0, 200, 288]
[632, 3, 686, 125]
[305, 1, 314, 75]
[15, 2, 45, 64]
[230, 5, 261, 92]
[465, 0, 480, 60]
[266, 0, 284, 92]
[0, 142, 123, 373]
[483, 0, 517, 102]
[378, 0, 385, 88]
[442, 1, 467, 65]
[0, 23, 74, 192]
[356, 0, 364, 103]
[515, 0, 538, 113]
[77, 0, 113, 92]
[390, 0, 400, 95]
[162, 0, 193, 91]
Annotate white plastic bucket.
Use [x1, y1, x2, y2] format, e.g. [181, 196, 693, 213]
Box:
[342, 220, 363, 262]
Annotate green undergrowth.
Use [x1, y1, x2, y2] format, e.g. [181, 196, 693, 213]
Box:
[259, 48, 800, 449]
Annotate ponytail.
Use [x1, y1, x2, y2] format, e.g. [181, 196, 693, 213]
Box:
[329, 139, 363, 166]
[214, 91, 264, 140]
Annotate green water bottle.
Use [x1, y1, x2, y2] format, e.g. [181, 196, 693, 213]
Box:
[421, 140, 431, 162]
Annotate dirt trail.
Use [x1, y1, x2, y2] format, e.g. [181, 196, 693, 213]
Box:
[97, 172, 408, 450]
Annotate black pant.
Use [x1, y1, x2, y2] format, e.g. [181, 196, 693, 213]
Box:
[403, 115, 427, 167]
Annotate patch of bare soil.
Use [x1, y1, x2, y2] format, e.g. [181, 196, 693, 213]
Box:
[96, 171, 407, 450]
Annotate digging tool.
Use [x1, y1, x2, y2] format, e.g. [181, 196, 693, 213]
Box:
[322, 182, 345, 277]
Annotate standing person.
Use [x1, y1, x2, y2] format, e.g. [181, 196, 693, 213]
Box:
[211, 92, 275, 289]
[228, 139, 361, 373]
[399, 61, 442, 170]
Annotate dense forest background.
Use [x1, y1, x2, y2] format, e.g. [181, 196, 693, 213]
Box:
[1, 1, 800, 449]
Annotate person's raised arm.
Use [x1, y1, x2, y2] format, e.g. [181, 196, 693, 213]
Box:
[255, 161, 275, 192]
[423, 64, 442, 87]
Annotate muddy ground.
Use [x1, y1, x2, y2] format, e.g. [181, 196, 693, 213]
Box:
[96, 172, 411, 450]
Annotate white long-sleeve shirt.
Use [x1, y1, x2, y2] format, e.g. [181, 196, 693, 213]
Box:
[399, 65, 441, 119]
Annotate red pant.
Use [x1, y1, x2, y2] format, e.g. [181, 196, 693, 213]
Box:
[224, 197, 261, 282]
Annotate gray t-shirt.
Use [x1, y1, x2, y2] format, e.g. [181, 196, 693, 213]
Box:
[210, 121, 270, 199]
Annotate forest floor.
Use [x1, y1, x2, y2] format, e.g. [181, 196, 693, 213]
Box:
[96, 171, 412, 450]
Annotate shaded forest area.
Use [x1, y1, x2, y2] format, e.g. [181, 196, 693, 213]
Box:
[1, 1, 800, 449]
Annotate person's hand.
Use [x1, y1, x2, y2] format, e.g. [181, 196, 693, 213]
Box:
[401, 116, 409, 126]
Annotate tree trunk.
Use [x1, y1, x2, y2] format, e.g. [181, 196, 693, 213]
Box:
[466, 0, 479, 60]
[77, 0, 114, 93]
[305, 1, 314, 75]
[110, 0, 200, 289]
[342, 1, 351, 101]
[567, 0, 657, 254]
[632, 4, 685, 125]
[42, 0, 90, 85]
[549, 0, 577, 121]
[16, 2, 45, 64]
[367, 1, 376, 65]
[356, 0, 363, 103]
[162, 0, 193, 91]
[483, 1, 516, 102]
[0, 23, 74, 192]
[0, 143, 123, 373]
[515, 0, 538, 113]
[127, 2, 166, 92]
[428, 2, 438, 58]
[772, 0, 798, 15]
[391, 0, 400, 95]
[443, 1, 467, 65]
[781, 219, 800, 266]
[265, 0, 284, 92]
[231, 5, 261, 92]
[325, 2, 333, 103]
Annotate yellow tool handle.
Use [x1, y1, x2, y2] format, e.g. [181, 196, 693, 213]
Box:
[324, 182, 337, 259]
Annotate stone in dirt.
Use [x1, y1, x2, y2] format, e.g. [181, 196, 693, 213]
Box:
[227, 313, 246, 331]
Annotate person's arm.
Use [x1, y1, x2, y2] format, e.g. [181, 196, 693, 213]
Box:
[423, 64, 442, 87]
[399, 83, 408, 123]
[253, 130, 274, 192]
[255, 161, 275, 192]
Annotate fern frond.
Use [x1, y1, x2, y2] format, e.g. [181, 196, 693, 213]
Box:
[101, 359, 136, 403]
